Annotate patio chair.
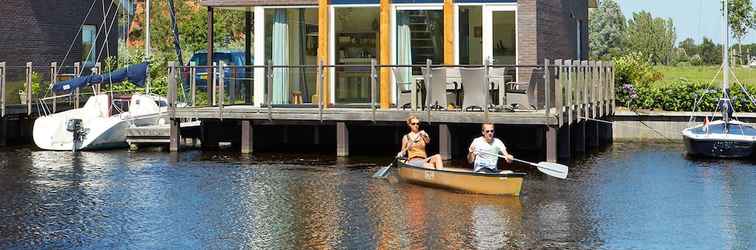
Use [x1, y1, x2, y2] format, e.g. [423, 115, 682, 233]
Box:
[505, 81, 537, 110]
[421, 67, 449, 110]
[391, 67, 416, 110]
[445, 68, 462, 108]
[488, 67, 508, 106]
[460, 67, 490, 111]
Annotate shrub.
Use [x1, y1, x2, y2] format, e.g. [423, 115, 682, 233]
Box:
[613, 52, 663, 106]
[622, 78, 756, 112]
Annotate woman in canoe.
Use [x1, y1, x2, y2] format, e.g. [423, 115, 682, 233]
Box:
[398, 115, 444, 169]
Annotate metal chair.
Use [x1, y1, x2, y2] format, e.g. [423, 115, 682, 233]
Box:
[460, 67, 489, 111]
[391, 67, 415, 110]
[422, 67, 449, 110]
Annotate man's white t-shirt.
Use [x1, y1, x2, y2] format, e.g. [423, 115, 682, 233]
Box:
[471, 137, 506, 172]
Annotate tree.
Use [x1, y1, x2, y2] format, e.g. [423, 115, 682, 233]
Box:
[678, 38, 699, 57]
[589, 0, 626, 60]
[625, 11, 676, 65]
[700, 37, 722, 65]
[726, 0, 756, 64]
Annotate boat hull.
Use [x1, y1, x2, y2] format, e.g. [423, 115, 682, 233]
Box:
[397, 161, 525, 196]
[683, 136, 754, 158]
[682, 121, 756, 158]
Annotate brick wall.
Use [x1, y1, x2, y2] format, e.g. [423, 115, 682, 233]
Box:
[518, 0, 589, 108]
[0, 0, 118, 81]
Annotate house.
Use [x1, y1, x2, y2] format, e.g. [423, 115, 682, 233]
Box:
[199, 0, 596, 109]
[0, 0, 120, 80]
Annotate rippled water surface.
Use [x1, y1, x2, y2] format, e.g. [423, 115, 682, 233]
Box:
[0, 143, 754, 249]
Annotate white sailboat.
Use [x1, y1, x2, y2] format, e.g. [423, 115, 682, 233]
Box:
[33, 93, 167, 151]
[681, 0, 756, 158]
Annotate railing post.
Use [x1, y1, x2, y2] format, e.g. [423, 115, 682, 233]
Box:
[581, 61, 589, 120]
[218, 61, 225, 113]
[370, 59, 377, 122]
[566, 60, 573, 124]
[26, 62, 32, 115]
[426, 59, 433, 122]
[317, 59, 323, 122]
[230, 65, 237, 102]
[0, 62, 4, 117]
[190, 61, 196, 107]
[94, 62, 102, 94]
[544, 59, 551, 117]
[591, 61, 598, 119]
[483, 59, 490, 120]
[168, 61, 177, 118]
[610, 62, 615, 113]
[73, 62, 81, 108]
[266, 60, 273, 120]
[555, 59, 563, 126]
[211, 62, 218, 106]
[50, 62, 57, 113]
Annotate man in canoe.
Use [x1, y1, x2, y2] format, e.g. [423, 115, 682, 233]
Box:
[468, 122, 514, 173]
[398, 116, 444, 169]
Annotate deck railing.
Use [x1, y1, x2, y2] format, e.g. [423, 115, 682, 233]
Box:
[0, 61, 110, 117]
[167, 59, 615, 124]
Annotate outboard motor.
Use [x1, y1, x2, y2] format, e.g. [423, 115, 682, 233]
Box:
[66, 119, 84, 152]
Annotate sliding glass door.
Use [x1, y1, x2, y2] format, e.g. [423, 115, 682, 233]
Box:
[483, 5, 517, 65]
[332, 6, 381, 104]
[264, 8, 319, 104]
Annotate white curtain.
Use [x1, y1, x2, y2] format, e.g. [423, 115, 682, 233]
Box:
[272, 9, 289, 104]
[397, 13, 413, 91]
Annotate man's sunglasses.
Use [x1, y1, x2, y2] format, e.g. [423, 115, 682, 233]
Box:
[484, 130, 494, 133]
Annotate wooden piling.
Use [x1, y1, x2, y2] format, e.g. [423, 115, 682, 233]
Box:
[546, 125, 558, 163]
[241, 120, 253, 154]
[337, 122, 349, 157]
[74, 62, 81, 109]
[50, 62, 57, 113]
[25, 62, 32, 115]
[439, 124, 451, 160]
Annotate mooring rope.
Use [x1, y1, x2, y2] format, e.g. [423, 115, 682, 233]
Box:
[577, 115, 676, 142]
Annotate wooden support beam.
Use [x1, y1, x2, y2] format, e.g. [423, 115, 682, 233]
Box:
[379, 0, 391, 109]
[74, 62, 80, 109]
[318, 0, 330, 107]
[170, 119, 180, 152]
[558, 124, 571, 160]
[573, 120, 585, 154]
[26, 62, 32, 115]
[444, 0, 454, 64]
[0, 117, 6, 147]
[50, 62, 57, 113]
[546, 125, 558, 163]
[337, 122, 349, 157]
[439, 124, 451, 160]
[241, 120, 253, 154]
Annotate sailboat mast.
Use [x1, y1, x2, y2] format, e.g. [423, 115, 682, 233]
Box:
[145, 0, 151, 93]
[723, 0, 729, 91]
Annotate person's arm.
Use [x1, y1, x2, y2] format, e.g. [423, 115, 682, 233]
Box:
[418, 130, 430, 144]
[467, 142, 477, 164]
[498, 139, 513, 163]
[398, 135, 408, 157]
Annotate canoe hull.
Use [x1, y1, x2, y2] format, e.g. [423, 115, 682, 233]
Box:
[397, 162, 525, 196]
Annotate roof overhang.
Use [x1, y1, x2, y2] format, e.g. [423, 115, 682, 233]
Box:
[200, 0, 318, 7]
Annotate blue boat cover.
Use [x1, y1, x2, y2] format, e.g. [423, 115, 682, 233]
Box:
[52, 63, 148, 93]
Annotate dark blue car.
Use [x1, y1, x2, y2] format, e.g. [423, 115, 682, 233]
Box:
[184, 51, 248, 90]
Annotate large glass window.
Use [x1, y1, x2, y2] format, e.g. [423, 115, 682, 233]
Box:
[492, 11, 516, 64]
[265, 8, 319, 104]
[334, 7, 380, 104]
[458, 6, 482, 65]
[396, 9, 444, 76]
[81, 25, 97, 65]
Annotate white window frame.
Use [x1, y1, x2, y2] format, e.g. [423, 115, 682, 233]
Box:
[390, 3, 444, 105]
[329, 4, 380, 105]
[81, 25, 97, 66]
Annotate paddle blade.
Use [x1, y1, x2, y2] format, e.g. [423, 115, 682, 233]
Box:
[536, 162, 569, 179]
[372, 166, 391, 178]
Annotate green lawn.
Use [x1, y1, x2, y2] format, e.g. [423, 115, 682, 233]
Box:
[655, 65, 756, 88]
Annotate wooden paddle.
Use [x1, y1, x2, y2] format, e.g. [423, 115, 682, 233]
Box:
[477, 151, 569, 179]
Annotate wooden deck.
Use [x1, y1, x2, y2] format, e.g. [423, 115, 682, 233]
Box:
[174, 106, 559, 125]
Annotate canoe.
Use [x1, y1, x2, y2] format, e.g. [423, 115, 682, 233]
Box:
[396, 160, 526, 196]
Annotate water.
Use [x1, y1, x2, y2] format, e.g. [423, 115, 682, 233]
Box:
[0, 143, 754, 249]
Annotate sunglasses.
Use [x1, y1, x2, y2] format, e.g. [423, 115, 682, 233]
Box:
[410, 122, 420, 126]
[484, 130, 494, 133]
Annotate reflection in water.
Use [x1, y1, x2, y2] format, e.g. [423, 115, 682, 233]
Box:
[0, 143, 754, 249]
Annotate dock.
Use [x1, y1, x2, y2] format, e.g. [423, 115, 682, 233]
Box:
[165, 59, 616, 162]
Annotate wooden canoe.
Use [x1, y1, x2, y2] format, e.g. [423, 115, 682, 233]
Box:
[396, 160, 526, 196]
